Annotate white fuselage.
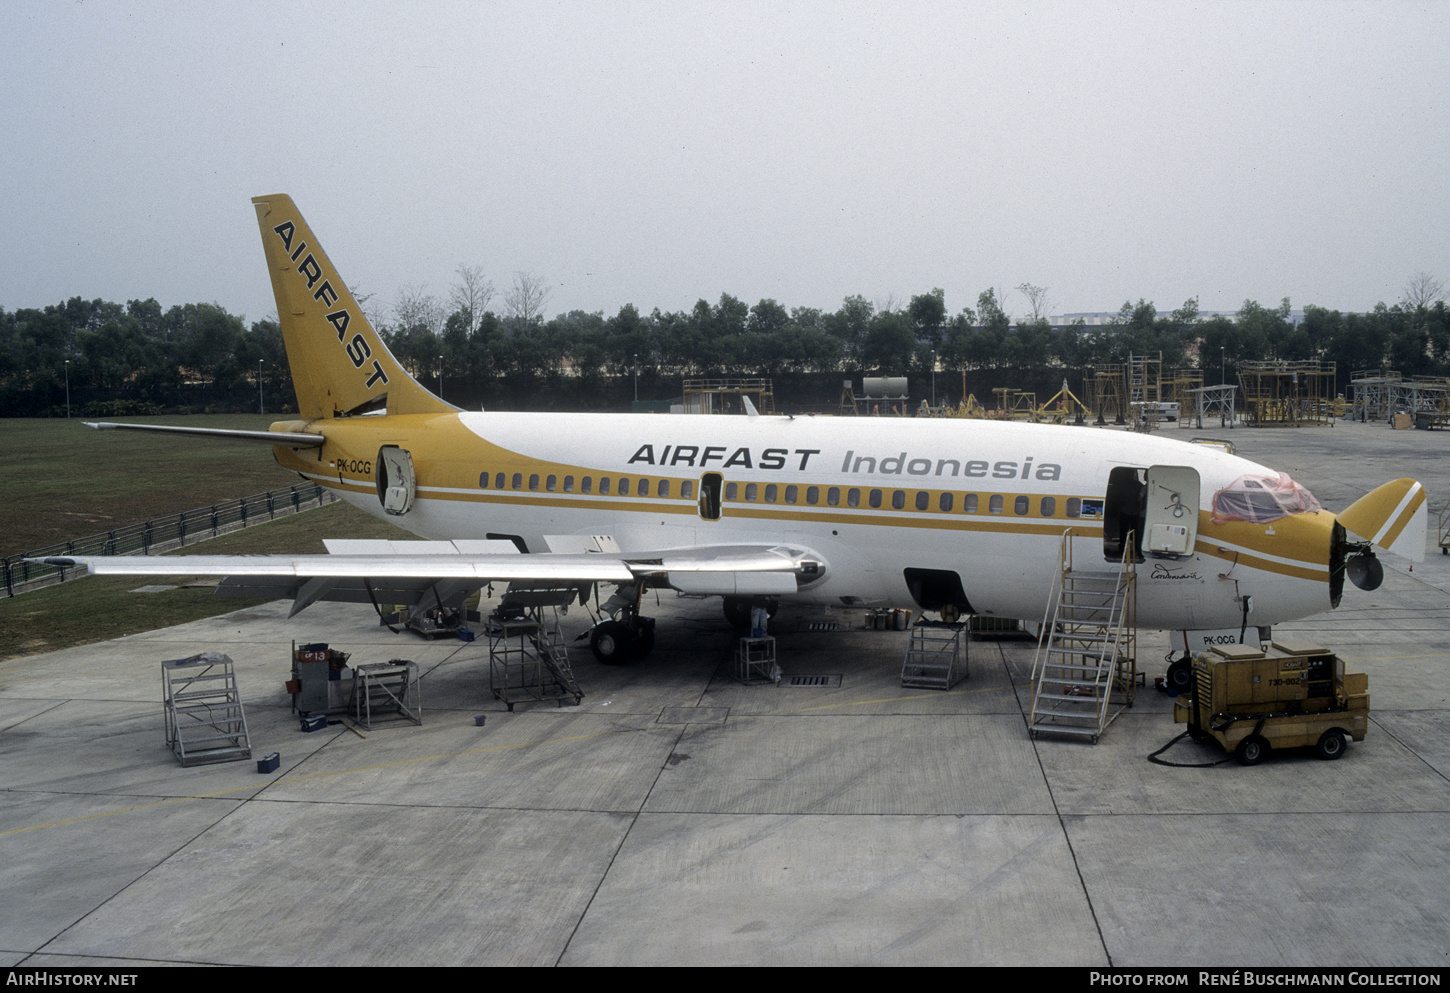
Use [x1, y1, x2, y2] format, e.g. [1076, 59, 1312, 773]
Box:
[289, 412, 1336, 633]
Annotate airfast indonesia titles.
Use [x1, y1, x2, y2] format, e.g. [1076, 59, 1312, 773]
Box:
[624, 444, 1061, 481]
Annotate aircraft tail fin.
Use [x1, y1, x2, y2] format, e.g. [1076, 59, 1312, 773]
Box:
[1338, 478, 1427, 562]
[252, 194, 454, 420]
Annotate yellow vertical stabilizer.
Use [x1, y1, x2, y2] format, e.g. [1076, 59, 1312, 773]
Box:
[252, 194, 453, 420]
[1338, 478, 1427, 562]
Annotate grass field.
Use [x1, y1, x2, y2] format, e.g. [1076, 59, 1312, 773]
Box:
[0, 414, 410, 661]
[0, 415, 306, 555]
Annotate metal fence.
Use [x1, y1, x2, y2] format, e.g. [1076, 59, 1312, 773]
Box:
[3, 482, 337, 597]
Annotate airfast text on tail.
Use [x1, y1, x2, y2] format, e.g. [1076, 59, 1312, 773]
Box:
[252, 194, 453, 420]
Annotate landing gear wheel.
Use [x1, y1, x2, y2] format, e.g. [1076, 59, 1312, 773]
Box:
[1316, 729, 1347, 760]
[589, 620, 635, 665]
[723, 596, 778, 628]
[722, 597, 751, 628]
[630, 618, 656, 659]
[1236, 735, 1269, 766]
[1166, 657, 1193, 695]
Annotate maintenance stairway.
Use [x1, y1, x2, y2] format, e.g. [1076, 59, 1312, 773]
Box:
[163, 653, 251, 766]
[1028, 531, 1138, 743]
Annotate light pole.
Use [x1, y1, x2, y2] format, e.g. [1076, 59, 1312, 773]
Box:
[258, 359, 265, 415]
[1221, 346, 1225, 387]
[437, 354, 443, 400]
[633, 353, 638, 403]
[931, 350, 936, 408]
[64, 359, 70, 418]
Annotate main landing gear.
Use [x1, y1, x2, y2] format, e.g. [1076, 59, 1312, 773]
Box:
[722, 595, 778, 629]
[587, 583, 656, 665]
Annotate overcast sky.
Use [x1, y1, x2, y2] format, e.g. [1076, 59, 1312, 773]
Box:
[3, 1, 1446, 327]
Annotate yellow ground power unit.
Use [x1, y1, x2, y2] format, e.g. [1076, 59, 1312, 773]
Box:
[1173, 641, 1368, 765]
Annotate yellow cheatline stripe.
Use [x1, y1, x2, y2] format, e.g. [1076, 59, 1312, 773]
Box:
[0, 726, 641, 838]
[1378, 482, 1425, 549]
[315, 478, 1106, 539]
[1194, 542, 1326, 583]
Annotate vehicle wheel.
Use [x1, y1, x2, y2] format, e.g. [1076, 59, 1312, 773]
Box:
[630, 619, 656, 659]
[1236, 735, 1268, 766]
[722, 597, 751, 628]
[1166, 658, 1193, 695]
[590, 620, 635, 665]
[1316, 729, 1347, 760]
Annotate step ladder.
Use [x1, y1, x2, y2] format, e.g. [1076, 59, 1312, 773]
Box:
[162, 653, 252, 766]
[901, 621, 968, 689]
[487, 607, 583, 711]
[735, 635, 779, 684]
[1028, 530, 1137, 742]
[351, 661, 422, 729]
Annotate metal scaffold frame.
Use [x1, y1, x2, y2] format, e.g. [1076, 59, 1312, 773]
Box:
[1350, 369, 1401, 422]
[684, 378, 776, 415]
[1238, 360, 1337, 426]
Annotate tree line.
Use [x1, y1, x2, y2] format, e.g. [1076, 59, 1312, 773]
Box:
[3, 272, 1446, 416]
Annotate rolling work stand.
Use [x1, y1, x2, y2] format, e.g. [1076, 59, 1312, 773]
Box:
[350, 661, 422, 730]
[162, 652, 252, 766]
[487, 607, 583, 711]
[900, 620, 968, 690]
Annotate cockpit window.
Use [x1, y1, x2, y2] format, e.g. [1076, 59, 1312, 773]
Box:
[1210, 472, 1322, 524]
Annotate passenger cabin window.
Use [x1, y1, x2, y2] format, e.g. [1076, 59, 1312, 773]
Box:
[599, 477, 610, 495]
[827, 487, 839, 506]
[1014, 495, 1029, 515]
[546, 475, 557, 492]
[725, 482, 738, 501]
[495, 473, 505, 490]
[989, 495, 1004, 514]
[478, 472, 489, 489]
[529, 474, 539, 491]
[916, 491, 929, 511]
[1066, 497, 1080, 518]
[892, 490, 905, 510]
[618, 478, 629, 496]
[680, 480, 693, 499]
[638, 479, 649, 497]
[745, 483, 758, 502]
[784, 485, 796, 504]
[658, 480, 670, 498]
[512, 473, 523, 490]
[765, 484, 778, 503]
[581, 476, 593, 494]
[847, 488, 860, 508]
[964, 493, 979, 513]
[806, 486, 819, 505]
[939, 493, 953, 512]
[869, 489, 882, 509]
[563, 476, 574, 493]
[1040, 497, 1056, 517]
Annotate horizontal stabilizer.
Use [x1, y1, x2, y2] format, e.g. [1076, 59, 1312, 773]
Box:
[1338, 478, 1427, 562]
[86, 421, 323, 447]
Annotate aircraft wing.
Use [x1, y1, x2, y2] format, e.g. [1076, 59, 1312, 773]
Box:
[31, 538, 822, 618]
